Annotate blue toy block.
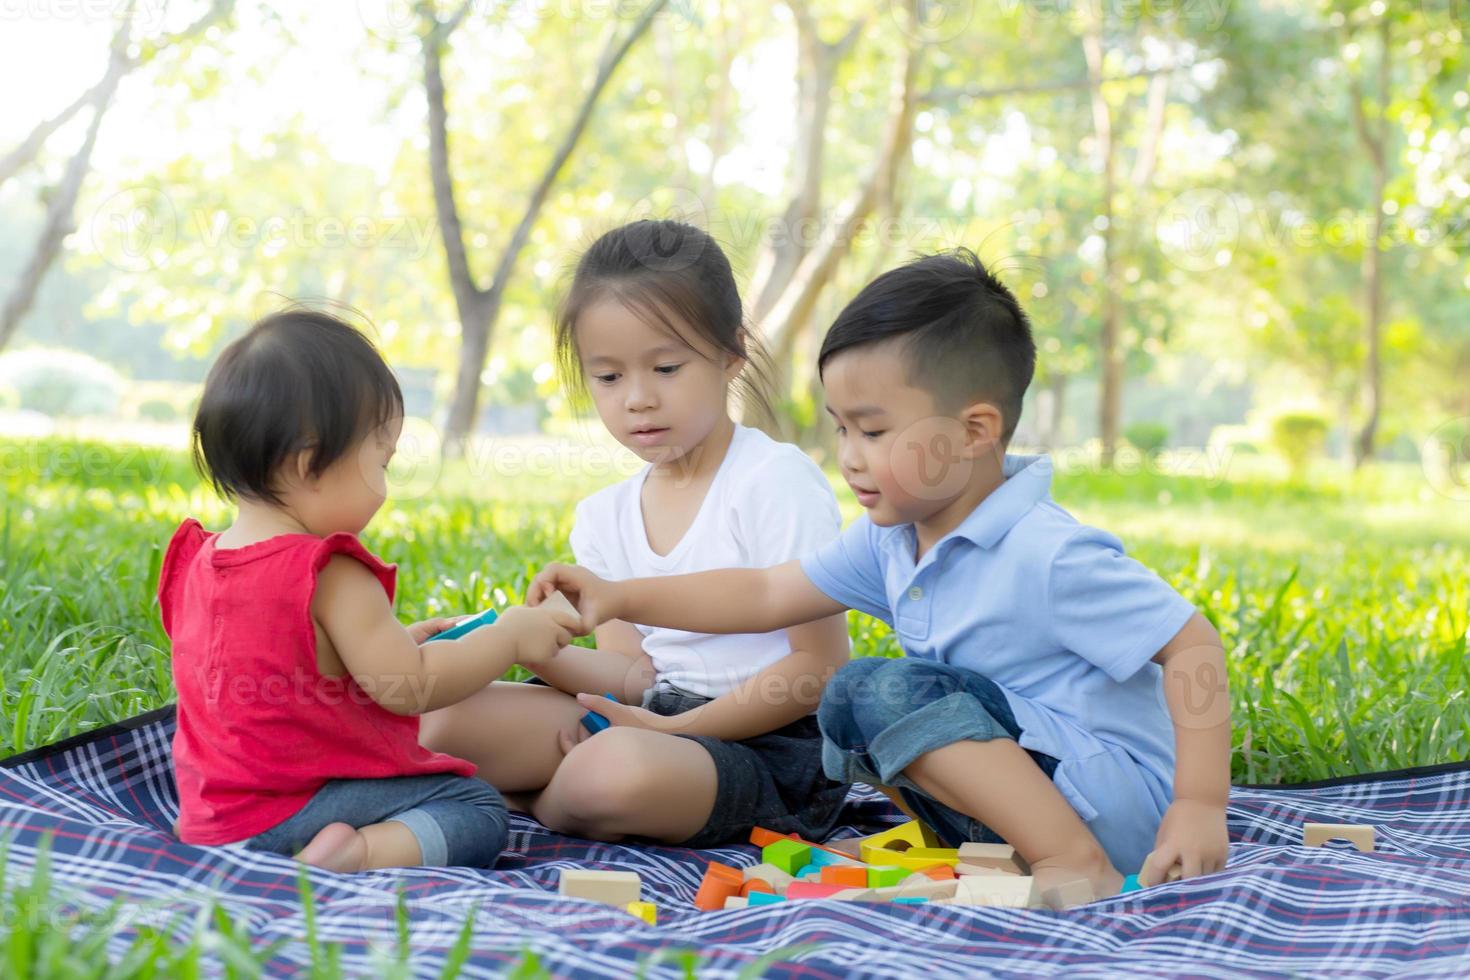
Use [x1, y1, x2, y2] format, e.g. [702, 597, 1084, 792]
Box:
[892, 897, 929, 905]
[747, 891, 785, 906]
[425, 608, 498, 642]
[794, 864, 820, 879]
[580, 692, 621, 735]
[807, 849, 857, 869]
[1120, 874, 1141, 893]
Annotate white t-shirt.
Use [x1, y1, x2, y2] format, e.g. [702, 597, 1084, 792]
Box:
[569, 424, 845, 699]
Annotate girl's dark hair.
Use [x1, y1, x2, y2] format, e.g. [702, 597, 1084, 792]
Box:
[554, 219, 775, 424]
[191, 307, 403, 504]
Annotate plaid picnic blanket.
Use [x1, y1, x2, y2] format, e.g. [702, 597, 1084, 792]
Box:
[2, 705, 1467, 978]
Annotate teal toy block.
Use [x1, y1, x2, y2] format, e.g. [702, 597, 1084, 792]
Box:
[747, 891, 785, 906]
[424, 608, 498, 642]
[762, 839, 812, 876]
[807, 849, 857, 869]
[580, 692, 621, 735]
[1120, 874, 1141, 893]
[892, 897, 929, 905]
[794, 864, 820, 880]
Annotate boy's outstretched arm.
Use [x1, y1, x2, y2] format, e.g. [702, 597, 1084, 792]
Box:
[528, 559, 848, 635]
[1142, 611, 1233, 884]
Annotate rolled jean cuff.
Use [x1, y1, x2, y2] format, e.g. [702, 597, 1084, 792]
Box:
[822, 737, 884, 786]
[389, 807, 447, 866]
[866, 692, 1010, 785]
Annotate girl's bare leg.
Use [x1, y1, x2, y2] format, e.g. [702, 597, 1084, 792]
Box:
[531, 727, 718, 844]
[418, 681, 585, 794]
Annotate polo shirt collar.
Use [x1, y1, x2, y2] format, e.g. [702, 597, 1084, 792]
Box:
[950, 453, 1054, 549]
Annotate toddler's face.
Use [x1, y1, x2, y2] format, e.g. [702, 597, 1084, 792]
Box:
[822, 344, 982, 527]
[575, 297, 741, 467]
[300, 415, 401, 535]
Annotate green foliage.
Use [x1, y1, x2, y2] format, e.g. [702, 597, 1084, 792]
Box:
[1124, 422, 1170, 453]
[1268, 411, 1330, 478]
[0, 350, 124, 418]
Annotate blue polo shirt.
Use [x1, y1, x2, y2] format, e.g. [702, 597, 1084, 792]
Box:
[801, 453, 1197, 870]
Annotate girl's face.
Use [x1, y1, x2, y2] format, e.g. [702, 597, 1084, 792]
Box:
[287, 415, 401, 536]
[576, 297, 742, 467]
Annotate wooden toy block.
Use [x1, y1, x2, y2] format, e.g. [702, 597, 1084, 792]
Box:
[956, 862, 1016, 878]
[541, 589, 580, 620]
[958, 842, 1029, 874]
[741, 864, 794, 892]
[868, 865, 914, 889]
[1040, 878, 1097, 910]
[559, 870, 642, 906]
[740, 879, 776, 898]
[762, 839, 811, 876]
[694, 862, 745, 911]
[862, 846, 957, 871]
[1303, 822, 1375, 852]
[747, 891, 785, 906]
[862, 878, 959, 903]
[826, 837, 864, 858]
[862, 819, 943, 853]
[748, 827, 857, 862]
[794, 864, 820, 879]
[820, 865, 869, 888]
[787, 881, 853, 900]
[829, 887, 877, 901]
[919, 865, 956, 881]
[892, 897, 928, 905]
[953, 875, 1042, 909]
[807, 847, 864, 869]
[625, 901, 657, 925]
[723, 896, 749, 910]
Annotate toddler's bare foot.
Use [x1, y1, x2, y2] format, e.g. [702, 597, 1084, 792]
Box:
[294, 822, 368, 872]
[1030, 851, 1124, 909]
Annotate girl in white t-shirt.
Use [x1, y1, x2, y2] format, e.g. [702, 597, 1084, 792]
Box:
[419, 220, 853, 846]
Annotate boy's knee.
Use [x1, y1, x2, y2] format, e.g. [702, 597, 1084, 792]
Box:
[862, 658, 972, 728]
[818, 657, 887, 748]
[544, 730, 652, 828]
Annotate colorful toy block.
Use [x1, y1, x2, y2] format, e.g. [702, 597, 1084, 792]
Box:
[807, 847, 864, 868]
[1120, 874, 1141, 893]
[579, 692, 621, 735]
[424, 608, 498, 642]
[794, 864, 821, 880]
[786, 882, 852, 900]
[1303, 822, 1375, 852]
[747, 891, 785, 906]
[867, 865, 913, 889]
[952, 874, 1042, 908]
[694, 861, 744, 911]
[741, 863, 794, 892]
[625, 901, 657, 925]
[740, 879, 776, 898]
[863, 846, 957, 871]
[919, 865, 956, 881]
[749, 827, 860, 862]
[762, 839, 812, 876]
[820, 865, 868, 888]
[892, 897, 929, 905]
[559, 869, 641, 906]
[858, 819, 943, 857]
[957, 842, 1029, 874]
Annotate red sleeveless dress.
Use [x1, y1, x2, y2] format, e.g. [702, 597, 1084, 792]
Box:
[158, 519, 476, 845]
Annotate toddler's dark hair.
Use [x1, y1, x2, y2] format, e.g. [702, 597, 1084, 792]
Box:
[818, 248, 1036, 442]
[554, 219, 775, 424]
[192, 308, 403, 504]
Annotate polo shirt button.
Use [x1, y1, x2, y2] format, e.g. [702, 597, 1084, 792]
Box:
[908, 586, 923, 601]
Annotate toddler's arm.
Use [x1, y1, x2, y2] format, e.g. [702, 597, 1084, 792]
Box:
[525, 619, 657, 704]
[528, 559, 847, 635]
[313, 556, 580, 715]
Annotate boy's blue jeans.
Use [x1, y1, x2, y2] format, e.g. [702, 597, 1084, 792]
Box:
[239, 773, 509, 868]
[817, 657, 1061, 847]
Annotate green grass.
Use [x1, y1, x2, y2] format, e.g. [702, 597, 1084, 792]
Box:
[1, 434, 1467, 974]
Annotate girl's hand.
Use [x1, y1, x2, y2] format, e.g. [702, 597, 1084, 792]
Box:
[1141, 798, 1229, 885]
[528, 563, 618, 631]
[497, 605, 580, 666]
[405, 615, 470, 645]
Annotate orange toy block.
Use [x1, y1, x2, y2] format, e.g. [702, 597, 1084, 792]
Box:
[920, 865, 956, 881]
[820, 866, 868, 888]
[749, 826, 863, 862]
[740, 879, 776, 898]
[694, 862, 745, 911]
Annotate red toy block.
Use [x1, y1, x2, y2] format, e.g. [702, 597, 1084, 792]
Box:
[820, 866, 868, 888]
[786, 882, 851, 900]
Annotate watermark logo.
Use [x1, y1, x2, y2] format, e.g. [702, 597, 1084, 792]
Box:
[88, 186, 178, 273]
[1156, 189, 1240, 272]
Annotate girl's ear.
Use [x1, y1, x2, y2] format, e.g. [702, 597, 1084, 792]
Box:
[958, 400, 1006, 463]
[287, 446, 318, 490]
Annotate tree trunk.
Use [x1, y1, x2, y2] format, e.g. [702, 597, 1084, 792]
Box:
[1040, 372, 1068, 450]
[1082, 14, 1122, 468]
[430, 0, 670, 457]
[1352, 16, 1391, 468]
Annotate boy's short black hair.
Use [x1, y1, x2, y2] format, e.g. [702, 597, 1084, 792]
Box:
[817, 248, 1036, 442]
[192, 308, 402, 504]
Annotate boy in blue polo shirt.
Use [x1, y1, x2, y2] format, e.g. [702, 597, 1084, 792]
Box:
[531, 249, 1231, 904]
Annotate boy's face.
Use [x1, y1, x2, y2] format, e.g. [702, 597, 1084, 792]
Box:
[823, 342, 992, 527]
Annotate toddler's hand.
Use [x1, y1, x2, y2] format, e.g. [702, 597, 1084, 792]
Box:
[1142, 797, 1229, 884]
[497, 605, 579, 666]
[405, 615, 470, 645]
[528, 563, 618, 629]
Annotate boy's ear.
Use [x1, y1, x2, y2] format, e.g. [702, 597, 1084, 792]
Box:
[957, 400, 1006, 462]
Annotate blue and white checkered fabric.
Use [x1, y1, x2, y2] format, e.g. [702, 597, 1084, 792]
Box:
[2, 706, 1468, 978]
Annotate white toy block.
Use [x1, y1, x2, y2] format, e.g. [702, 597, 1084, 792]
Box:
[558, 869, 642, 906]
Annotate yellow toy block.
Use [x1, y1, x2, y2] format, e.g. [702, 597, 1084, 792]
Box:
[559, 869, 641, 906]
[857, 820, 943, 863]
[626, 901, 657, 925]
[861, 846, 958, 871]
[1303, 822, 1375, 852]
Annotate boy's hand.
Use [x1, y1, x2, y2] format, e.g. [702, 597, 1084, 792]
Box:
[1141, 798, 1229, 885]
[405, 615, 470, 645]
[497, 605, 579, 666]
[528, 563, 620, 630]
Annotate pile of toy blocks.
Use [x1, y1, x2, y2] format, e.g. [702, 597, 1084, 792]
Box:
[694, 820, 1057, 911]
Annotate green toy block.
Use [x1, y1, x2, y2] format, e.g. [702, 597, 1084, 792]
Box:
[868, 866, 911, 888]
[762, 839, 812, 876]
